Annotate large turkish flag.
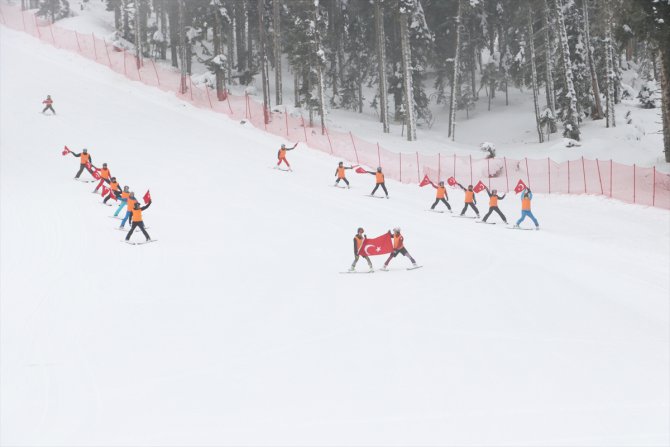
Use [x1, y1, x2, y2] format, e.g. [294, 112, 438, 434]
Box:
[358, 232, 393, 257]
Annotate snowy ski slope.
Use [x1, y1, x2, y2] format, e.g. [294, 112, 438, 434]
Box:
[1, 26, 669, 446]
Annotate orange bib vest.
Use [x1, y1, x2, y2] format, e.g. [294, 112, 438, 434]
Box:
[464, 190, 474, 203]
[121, 191, 130, 200]
[393, 234, 404, 250]
[100, 168, 110, 179]
[338, 167, 346, 179]
[522, 197, 531, 210]
[355, 235, 363, 252]
[489, 196, 498, 207]
[80, 153, 90, 164]
[109, 181, 119, 192]
[127, 197, 137, 211]
[131, 207, 143, 222]
[436, 186, 446, 199]
[278, 148, 286, 159]
[375, 172, 384, 184]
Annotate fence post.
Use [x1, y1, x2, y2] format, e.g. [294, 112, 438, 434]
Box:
[610, 160, 613, 198]
[150, 59, 160, 85]
[653, 167, 656, 207]
[525, 157, 531, 188]
[633, 164, 636, 203]
[123, 49, 127, 76]
[204, 85, 213, 108]
[247, 95, 252, 119]
[91, 32, 97, 60]
[547, 157, 551, 194]
[487, 158, 491, 189]
[596, 158, 603, 195]
[453, 154, 456, 179]
[103, 39, 113, 67]
[49, 24, 56, 46]
[188, 76, 193, 101]
[284, 107, 289, 137]
[438, 153, 441, 181]
[21, 10, 26, 31]
[416, 152, 420, 182]
[33, 15, 41, 39]
[469, 154, 473, 185]
[301, 114, 308, 143]
[504, 157, 509, 192]
[568, 160, 571, 194]
[581, 156, 586, 194]
[226, 92, 233, 114]
[349, 132, 359, 164]
[399, 153, 402, 182]
[325, 127, 333, 154]
[74, 30, 81, 51]
[376, 143, 381, 167]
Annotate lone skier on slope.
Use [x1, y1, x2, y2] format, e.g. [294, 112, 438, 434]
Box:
[276, 143, 297, 170]
[457, 183, 480, 217]
[365, 167, 389, 198]
[514, 188, 540, 230]
[41, 95, 55, 115]
[126, 200, 153, 242]
[430, 180, 452, 212]
[381, 228, 417, 271]
[349, 227, 374, 272]
[70, 148, 95, 179]
[481, 186, 507, 224]
[334, 162, 354, 188]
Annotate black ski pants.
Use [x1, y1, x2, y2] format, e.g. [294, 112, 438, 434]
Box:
[431, 198, 451, 210]
[351, 255, 372, 268]
[126, 221, 151, 240]
[483, 206, 507, 223]
[75, 163, 93, 179]
[336, 177, 350, 186]
[371, 182, 388, 196]
[384, 248, 415, 266]
[460, 202, 479, 216]
[103, 192, 117, 203]
[42, 105, 56, 114]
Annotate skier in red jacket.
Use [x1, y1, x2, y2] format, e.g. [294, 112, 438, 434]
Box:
[41, 95, 56, 114]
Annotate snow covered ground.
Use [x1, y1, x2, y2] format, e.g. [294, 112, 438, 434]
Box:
[1, 25, 669, 446]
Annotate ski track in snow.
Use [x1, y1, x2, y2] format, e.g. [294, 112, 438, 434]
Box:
[1, 25, 669, 446]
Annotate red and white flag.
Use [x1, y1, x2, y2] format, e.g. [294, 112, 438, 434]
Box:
[358, 232, 393, 257]
[419, 174, 432, 187]
[447, 176, 457, 186]
[143, 190, 151, 204]
[91, 168, 101, 180]
[473, 180, 486, 193]
[62, 145, 71, 156]
[514, 179, 528, 194]
[101, 185, 110, 196]
[355, 167, 368, 174]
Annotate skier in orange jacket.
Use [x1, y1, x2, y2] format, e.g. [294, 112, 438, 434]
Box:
[70, 148, 95, 179]
[275, 143, 297, 170]
[349, 227, 374, 272]
[381, 228, 417, 270]
[125, 200, 153, 242]
[334, 162, 354, 188]
[430, 180, 452, 211]
[457, 182, 480, 217]
[365, 167, 389, 198]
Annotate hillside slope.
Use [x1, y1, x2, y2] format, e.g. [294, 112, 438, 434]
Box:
[1, 26, 669, 446]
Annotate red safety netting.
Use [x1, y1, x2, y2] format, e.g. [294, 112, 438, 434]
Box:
[3, 3, 668, 210]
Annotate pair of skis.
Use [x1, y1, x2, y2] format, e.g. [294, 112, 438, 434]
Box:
[340, 265, 422, 274]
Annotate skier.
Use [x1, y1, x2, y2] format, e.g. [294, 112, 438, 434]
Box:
[276, 143, 297, 170]
[481, 186, 508, 224]
[514, 188, 540, 230]
[125, 200, 153, 242]
[70, 148, 95, 179]
[456, 183, 480, 217]
[429, 181, 452, 212]
[114, 186, 131, 218]
[119, 191, 138, 228]
[102, 176, 122, 205]
[381, 228, 417, 271]
[41, 95, 55, 114]
[365, 167, 389, 198]
[349, 227, 374, 272]
[93, 163, 111, 194]
[334, 162, 353, 188]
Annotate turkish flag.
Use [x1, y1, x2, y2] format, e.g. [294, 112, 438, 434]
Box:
[101, 185, 110, 196]
[514, 179, 528, 194]
[62, 145, 71, 156]
[447, 176, 457, 186]
[91, 168, 101, 180]
[419, 174, 432, 187]
[473, 180, 486, 193]
[355, 167, 367, 174]
[358, 232, 393, 257]
[143, 190, 151, 204]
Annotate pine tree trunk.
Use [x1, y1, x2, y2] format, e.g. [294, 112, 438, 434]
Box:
[543, 0, 557, 133]
[399, 5, 416, 141]
[139, 0, 148, 57]
[528, 3, 544, 143]
[555, 0, 581, 140]
[236, 1, 247, 72]
[258, 0, 270, 123]
[122, 0, 131, 41]
[582, 0, 603, 119]
[604, 0, 616, 128]
[113, 0, 121, 34]
[178, 0, 187, 93]
[294, 67, 300, 107]
[273, 0, 282, 105]
[314, 1, 327, 135]
[213, 8, 225, 100]
[159, 0, 167, 60]
[660, 48, 670, 162]
[168, 0, 179, 68]
[449, 0, 462, 141]
[374, 0, 390, 133]
[246, 4, 253, 72]
[134, 0, 142, 69]
[228, 1, 236, 82]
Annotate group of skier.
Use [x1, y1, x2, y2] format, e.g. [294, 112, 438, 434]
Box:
[68, 148, 153, 243]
